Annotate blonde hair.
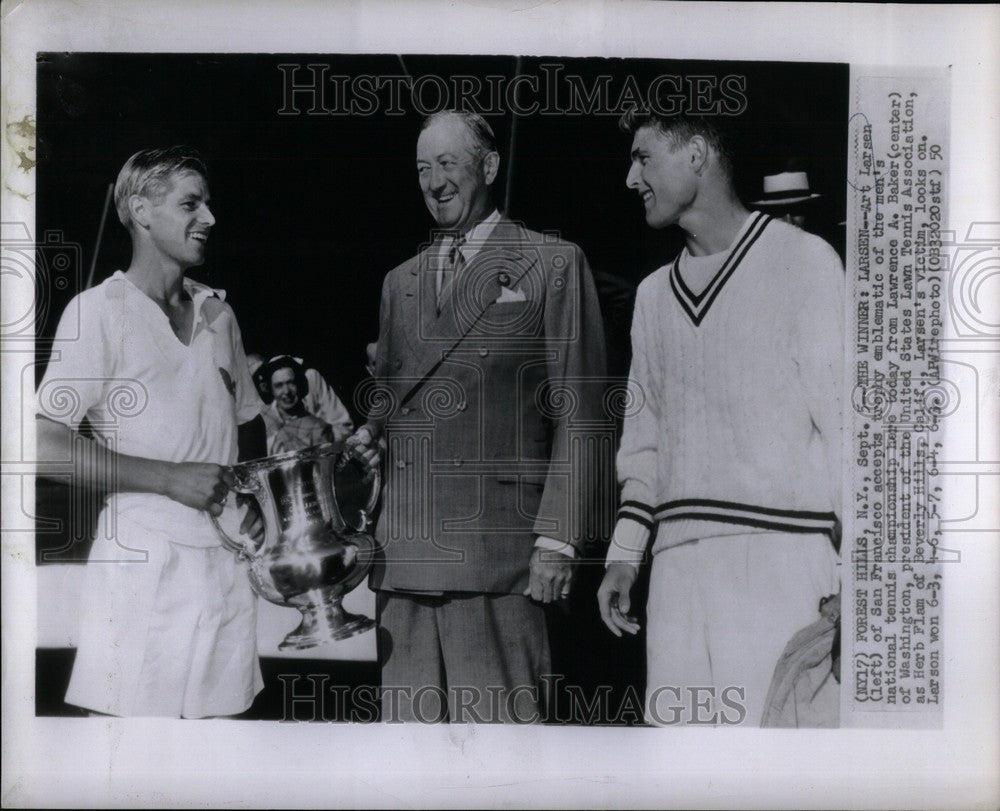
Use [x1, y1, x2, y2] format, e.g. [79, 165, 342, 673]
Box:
[113, 146, 207, 230]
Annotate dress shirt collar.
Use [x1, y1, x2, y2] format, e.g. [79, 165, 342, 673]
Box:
[441, 208, 502, 265]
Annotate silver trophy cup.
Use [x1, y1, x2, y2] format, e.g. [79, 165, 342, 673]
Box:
[213, 442, 380, 650]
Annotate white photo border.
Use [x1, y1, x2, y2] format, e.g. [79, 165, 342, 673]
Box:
[2, 1, 998, 809]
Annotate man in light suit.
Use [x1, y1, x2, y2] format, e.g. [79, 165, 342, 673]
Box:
[349, 110, 608, 723]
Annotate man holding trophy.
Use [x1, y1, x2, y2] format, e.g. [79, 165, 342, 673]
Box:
[36, 146, 382, 716]
[35, 147, 267, 718]
[349, 110, 608, 724]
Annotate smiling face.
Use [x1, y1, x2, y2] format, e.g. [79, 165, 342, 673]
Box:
[142, 170, 215, 268]
[626, 124, 699, 230]
[416, 115, 497, 234]
[270, 366, 301, 416]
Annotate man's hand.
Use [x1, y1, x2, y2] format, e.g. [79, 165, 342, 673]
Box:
[598, 563, 641, 637]
[523, 547, 574, 604]
[164, 462, 235, 517]
[344, 424, 382, 480]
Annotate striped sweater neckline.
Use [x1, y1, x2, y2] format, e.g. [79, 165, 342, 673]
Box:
[669, 211, 771, 327]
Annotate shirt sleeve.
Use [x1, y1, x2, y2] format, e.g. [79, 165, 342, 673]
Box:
[606, 281, 661, 568]
[228, 309, 265, 425]
[304, 368, 354, 441]
[791, 239, 846, 519]
[604, 520, 649, 569]
[35, 290, 111, 431]
[534, 244, 609, 552]
[534, 535, 577, 559]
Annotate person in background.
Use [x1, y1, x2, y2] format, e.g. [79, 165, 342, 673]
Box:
[749, 169, 822, 231]
[256, 354, 335, 454]
[247, 352, 354, 444]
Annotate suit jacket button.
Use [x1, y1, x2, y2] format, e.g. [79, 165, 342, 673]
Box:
[395, 359, 403, 370]
[401, 406, 411, 415]
[396, 460, 407, 469]
[452, 457, 462, 466]
[478, 348, 488, 357]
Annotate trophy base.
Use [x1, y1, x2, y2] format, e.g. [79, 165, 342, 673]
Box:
[280, 597, 375, 650]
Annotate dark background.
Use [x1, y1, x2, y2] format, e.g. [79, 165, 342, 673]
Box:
[33, 53, 848, 721]
[35, 53, 848, 392]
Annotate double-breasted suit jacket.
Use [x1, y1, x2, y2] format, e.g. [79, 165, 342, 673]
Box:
[369, 218, 608, 594]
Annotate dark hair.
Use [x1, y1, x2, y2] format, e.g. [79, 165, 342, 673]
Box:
[258, 355, 309, 404]
[618, 107, 735, 179]
[114, 146, 208, 230]
[421, 110, 498, 159]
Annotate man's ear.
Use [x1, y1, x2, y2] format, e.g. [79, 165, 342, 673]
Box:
[688, 135, 709, 176]
[128, 194, 151, 230]
[482, 151, 500, 186]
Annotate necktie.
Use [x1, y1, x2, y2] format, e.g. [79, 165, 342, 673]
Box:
[437, 235, 464, 314]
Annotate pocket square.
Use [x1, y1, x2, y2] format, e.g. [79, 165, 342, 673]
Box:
[495, 285, 527, 304]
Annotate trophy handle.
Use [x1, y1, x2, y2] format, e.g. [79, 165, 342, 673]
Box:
[211, 466, 262, 558]
[362, 465, 381, 530]
[340, 531, 376, 594]
[335, 449, 382, 533]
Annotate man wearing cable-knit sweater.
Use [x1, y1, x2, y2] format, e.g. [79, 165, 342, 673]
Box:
[598, 108, 844, 726]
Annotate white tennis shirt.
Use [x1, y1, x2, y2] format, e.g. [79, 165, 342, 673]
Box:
[36, 271, 263, 547]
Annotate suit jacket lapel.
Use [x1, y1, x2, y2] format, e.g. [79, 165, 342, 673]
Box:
[438, 217, 538, 324]
[397, 218, 538, 403]
[397, 244, 448, 376]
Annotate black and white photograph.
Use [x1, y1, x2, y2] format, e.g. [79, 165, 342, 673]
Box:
[28, 52, 850, 728]
[2, 1, 998, 808]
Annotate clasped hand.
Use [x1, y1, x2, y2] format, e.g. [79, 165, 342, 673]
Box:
[344, 424, 382, 480]
[524, 547, 574, 603]
[164, 461, 263, 543]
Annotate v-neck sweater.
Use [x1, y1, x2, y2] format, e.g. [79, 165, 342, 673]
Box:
[608, 214, 846, 564]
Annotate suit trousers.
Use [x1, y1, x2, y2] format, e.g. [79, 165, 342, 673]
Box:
[377, 590, 551, 723]
[645, 532, 840, 727]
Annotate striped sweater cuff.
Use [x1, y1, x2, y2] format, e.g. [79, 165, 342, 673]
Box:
[617, 500, 655, 530]
[605, 512, 651, 568]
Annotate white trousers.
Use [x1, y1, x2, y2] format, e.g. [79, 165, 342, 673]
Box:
[65, 509, 263, 718]
[645, 532, 839, 727]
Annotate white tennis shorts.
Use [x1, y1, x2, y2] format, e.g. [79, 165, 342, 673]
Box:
[65, 508, 263, 718]
[645, 532, 840, 727]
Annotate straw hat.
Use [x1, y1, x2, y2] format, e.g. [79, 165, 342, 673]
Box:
[751, 171, 822, 206]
